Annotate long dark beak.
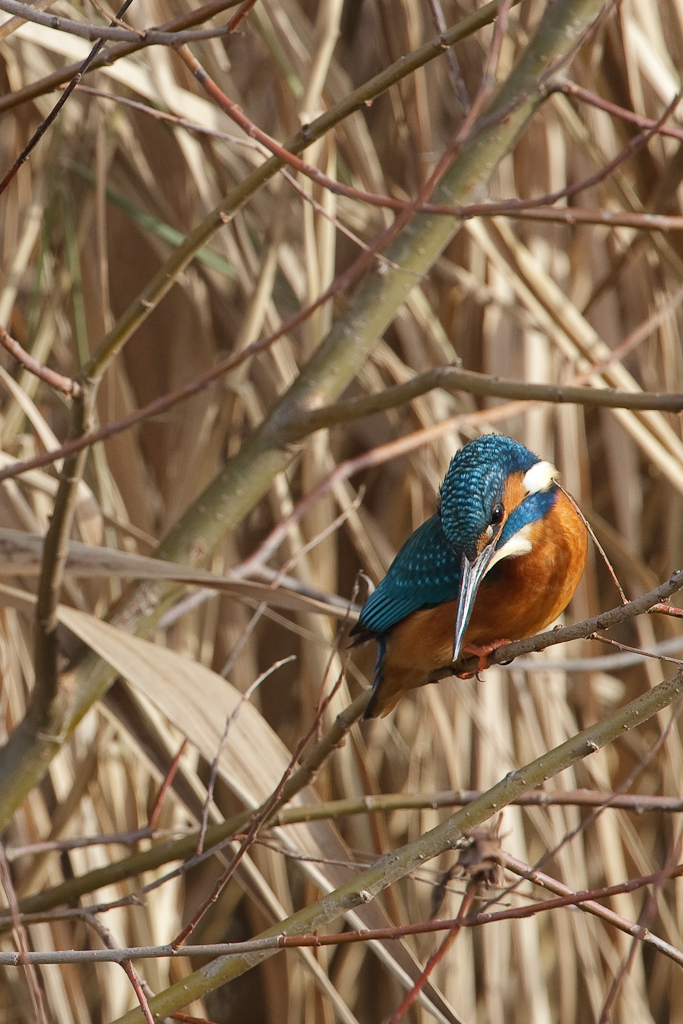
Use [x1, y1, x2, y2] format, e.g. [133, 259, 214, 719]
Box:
[452, 542, 498, 661]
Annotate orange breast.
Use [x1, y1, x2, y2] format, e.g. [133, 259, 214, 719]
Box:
[370, 490, 587, 716]
[465, 489, 587, 646]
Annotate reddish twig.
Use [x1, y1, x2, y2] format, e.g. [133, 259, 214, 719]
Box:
[171, 668, 346, 949]
[598, 827, 683, 1023]
[0, 843, 49, 1024]
[226, 0, 258, 32]
[68, 86, 683, 233]
[559, 80, 683, 142]
[84, 915, 156, 1024]
[0, 0, 135, 199]
[148, 739, 187, 830]
[0, 325, 80, 397]
[387, 883, 477, 1024]
[501, 205, 683, 230]
[5, 863, 683, 966]
[648, 602, 683, 618]
[172, 44, 683, 229]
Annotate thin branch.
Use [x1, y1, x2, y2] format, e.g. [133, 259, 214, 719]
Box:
[599, 826, 683, 1022]
[0, 843, 49, 1023]
[288, 366, 683, 435]
[388, 883, 476, 1024]
[3, 862, 683, 966]
[5, 787, 679, 868]
[226, 0, 258, 32]
[558, 80, 683, 142]
[84, 915, 156, 1024]
[30, 387, 94, 735]
[0, 0, 136, 198]
[1, 363, 680, 487]
[148, 739, 186, 830]
[425, 0, 470, 113]
[444, 571, 683, 678]
[500, 852, 683, 966]
[171, 667, 346, 949]
[0, 0, 510, 120]
[0, 0, 250, 46]
[499, 205, 683, 230]
[0, 325, 80, 396]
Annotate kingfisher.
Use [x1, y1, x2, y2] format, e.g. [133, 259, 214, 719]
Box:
[350, 435, 587, 718]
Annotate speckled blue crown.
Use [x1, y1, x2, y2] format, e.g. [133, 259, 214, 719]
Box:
[439, 435, 540, 558]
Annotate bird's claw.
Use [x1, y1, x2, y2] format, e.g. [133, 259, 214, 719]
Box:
[462, 639, 512, 673]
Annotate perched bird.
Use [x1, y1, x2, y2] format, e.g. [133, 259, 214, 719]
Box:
[350, 435, 587, 718]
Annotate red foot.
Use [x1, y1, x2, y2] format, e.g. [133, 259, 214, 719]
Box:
[461, 639, 512, 673]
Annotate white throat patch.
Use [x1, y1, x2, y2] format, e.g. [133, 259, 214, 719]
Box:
[485, 523, 533, 575]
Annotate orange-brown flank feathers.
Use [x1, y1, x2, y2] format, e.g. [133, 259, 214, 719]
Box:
[369, 489, 587, 717]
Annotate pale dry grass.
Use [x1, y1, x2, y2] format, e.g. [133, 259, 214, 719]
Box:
[0, 1, 682, 1022]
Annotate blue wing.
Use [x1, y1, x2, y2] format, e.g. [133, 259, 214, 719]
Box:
[352, 515, 462, 639]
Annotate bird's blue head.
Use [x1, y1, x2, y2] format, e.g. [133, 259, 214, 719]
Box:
[439, 435, 561, 661]
[438, 435, 553, 559]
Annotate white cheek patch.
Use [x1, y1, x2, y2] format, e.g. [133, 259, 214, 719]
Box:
[485, 523, 534, 575]
[523, 460, 558, 495]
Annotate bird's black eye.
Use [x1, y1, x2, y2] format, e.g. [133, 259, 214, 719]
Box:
[490, 503, 504, 525]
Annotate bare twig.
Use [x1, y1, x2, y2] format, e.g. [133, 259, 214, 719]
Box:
[0, 0, 250, 45]
[3, 861, 683, 967]
[84, 915, 156, 1024]
[598, 824, 683, 1022]
[0, 325, 80, 396]
[388, 882, 477, 1024]
[558, 80, 683, 141]
[0, 0, 136, 198]
[148, 739, 187, 830]
[1, 367, 679, 487]
[171, 668, 347, 949]
[0, 843, 48, 1023]
[196, 658, 294, 855]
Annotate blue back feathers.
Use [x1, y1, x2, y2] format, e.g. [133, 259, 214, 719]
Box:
[352, 514, 460, 637]
[352, 435, 558, 640]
